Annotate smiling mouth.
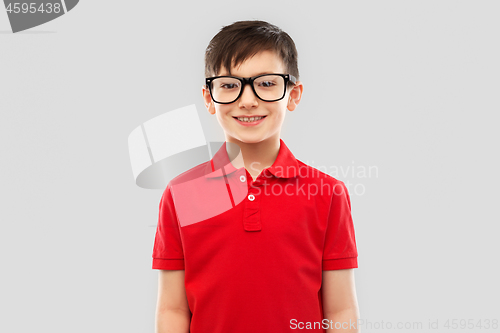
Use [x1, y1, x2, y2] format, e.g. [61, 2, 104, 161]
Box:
[232, 116, 267, 123]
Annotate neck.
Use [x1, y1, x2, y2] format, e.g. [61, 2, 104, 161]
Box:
[225, 135, 281, 180]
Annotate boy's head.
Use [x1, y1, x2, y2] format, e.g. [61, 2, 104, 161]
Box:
[202, 20, 303, 145]
[204, 20, 299, 80]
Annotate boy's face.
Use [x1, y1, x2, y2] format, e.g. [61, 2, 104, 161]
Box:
[202, 50, 303, 145]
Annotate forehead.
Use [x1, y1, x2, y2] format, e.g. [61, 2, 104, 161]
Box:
[219, 50, 285, 76]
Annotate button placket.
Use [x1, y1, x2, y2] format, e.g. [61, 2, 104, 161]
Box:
[243, 182, 261, 232]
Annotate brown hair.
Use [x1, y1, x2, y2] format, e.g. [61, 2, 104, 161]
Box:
[204, 20, 299, 81]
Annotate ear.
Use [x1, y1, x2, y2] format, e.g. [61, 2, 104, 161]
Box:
[202, 85, 216, 115]
[286, 81, 303, 111]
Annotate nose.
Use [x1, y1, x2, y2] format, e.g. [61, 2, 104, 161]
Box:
[238, 84, 258, 108]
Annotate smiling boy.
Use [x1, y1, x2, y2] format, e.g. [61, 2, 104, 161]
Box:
[153, 20, 360, 333]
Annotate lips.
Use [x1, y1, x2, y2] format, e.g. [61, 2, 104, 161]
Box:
[232, 116, 267, 119]
[232, 115, 267, 126]
[233, 115, 267, 122]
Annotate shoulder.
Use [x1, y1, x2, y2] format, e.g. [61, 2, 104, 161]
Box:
[162, 160, 210, 193]
[293, 159, 349, 202]
[295, 159, 345, 186]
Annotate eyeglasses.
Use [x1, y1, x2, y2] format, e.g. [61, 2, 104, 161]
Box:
[205, 73, 297, 104]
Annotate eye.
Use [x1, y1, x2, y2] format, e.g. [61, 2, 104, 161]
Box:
[258, 80, 276, 88]
[220, 83, 239, 89]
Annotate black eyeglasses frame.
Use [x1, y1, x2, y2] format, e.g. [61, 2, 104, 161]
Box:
[205, 73, 297, 104]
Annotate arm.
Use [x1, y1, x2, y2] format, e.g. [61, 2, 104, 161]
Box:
[322, 269, 360, 333]
[155, 270, 191, 333]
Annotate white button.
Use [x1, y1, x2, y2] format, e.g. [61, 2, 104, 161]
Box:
[248, 194, 255, 201]
[240, 175, 246, 182]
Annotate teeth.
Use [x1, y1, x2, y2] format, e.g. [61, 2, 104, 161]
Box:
[237, 116, 264, 122]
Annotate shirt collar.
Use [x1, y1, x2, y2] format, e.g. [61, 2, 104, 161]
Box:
[204, 138, 299, 179]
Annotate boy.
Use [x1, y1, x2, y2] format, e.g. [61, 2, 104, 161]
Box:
[152, 20, 360, 333]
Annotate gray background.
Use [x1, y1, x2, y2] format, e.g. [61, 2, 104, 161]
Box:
[1, 1, 498, 332]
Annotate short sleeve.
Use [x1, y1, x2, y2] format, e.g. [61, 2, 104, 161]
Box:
[152, 183, 185, 270]
[322, 180, 358, 270]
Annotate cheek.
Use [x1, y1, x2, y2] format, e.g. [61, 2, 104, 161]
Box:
[272, 103, 288, 121]
[215, 105, 232, 123]
[217, 105, 232, 114]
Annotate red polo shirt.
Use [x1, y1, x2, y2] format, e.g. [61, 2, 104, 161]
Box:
[152, 138, 358, 332]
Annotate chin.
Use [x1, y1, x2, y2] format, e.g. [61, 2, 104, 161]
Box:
[235, 134, 269, 144]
